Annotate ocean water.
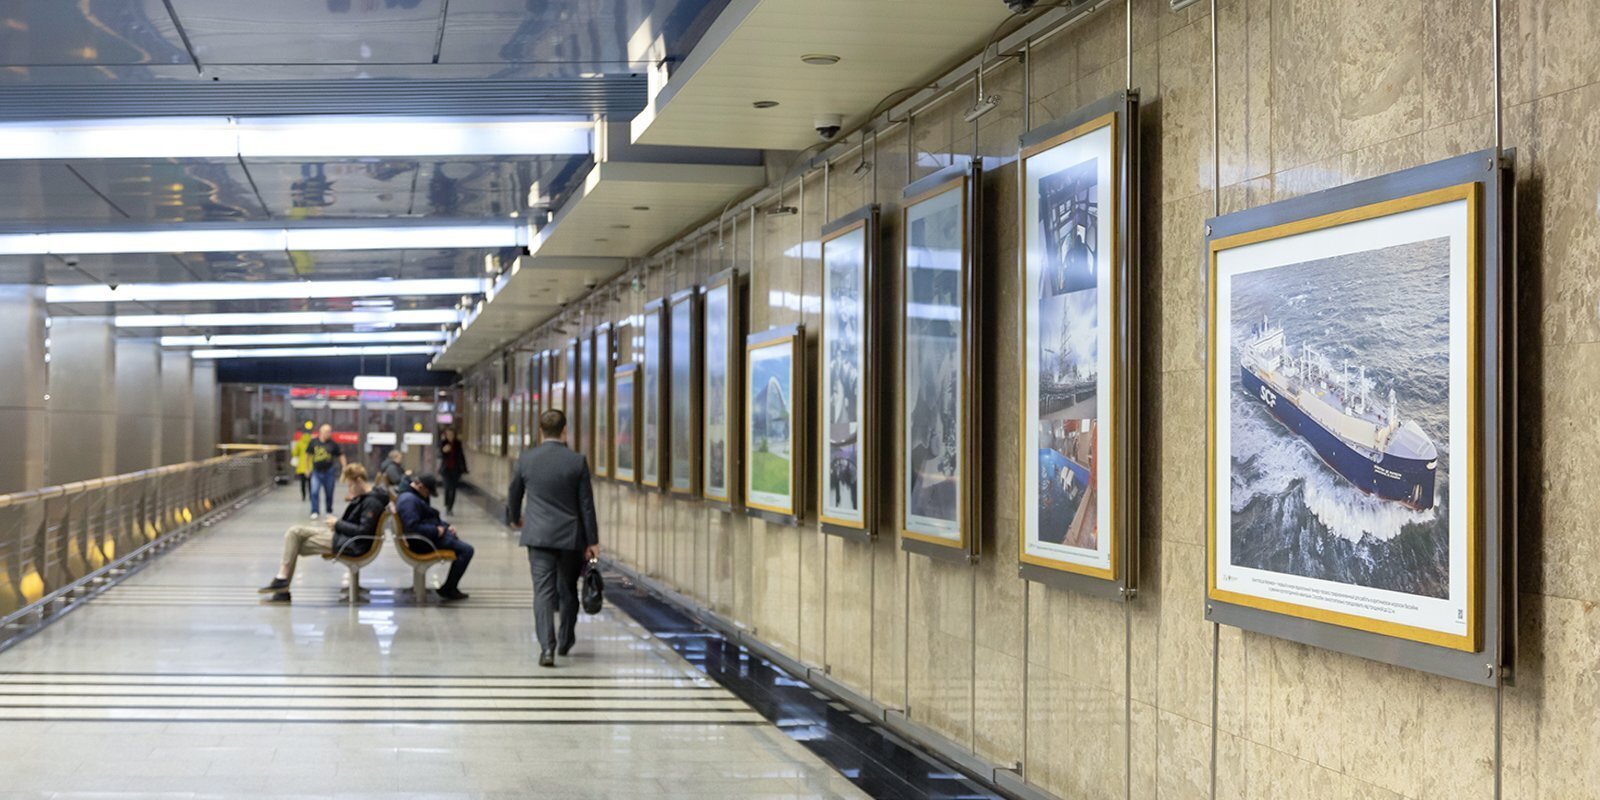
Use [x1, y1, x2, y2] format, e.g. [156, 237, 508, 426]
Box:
[1228, 236, 1452, 599]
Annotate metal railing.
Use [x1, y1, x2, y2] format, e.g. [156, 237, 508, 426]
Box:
[0, 451, 276, 640]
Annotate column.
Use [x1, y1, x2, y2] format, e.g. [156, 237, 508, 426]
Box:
[46, 317, 117, 484]
[191, 360, 218, 460]
[114, 340, 163, 474]
[159, 351, 194, 466]
[0, 286, 47, 493]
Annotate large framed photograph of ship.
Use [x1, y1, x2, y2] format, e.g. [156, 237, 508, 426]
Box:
[640, 298, 667, 491]
[703, 268, 744, 510]
[900, 162, 981, 560]
[1018, 92, 1139, 597]
[1207, 149, 1513, 685]
[669, 288, 702, 498]
[745, 326, 804, 524]
[819, 205, 880, 541]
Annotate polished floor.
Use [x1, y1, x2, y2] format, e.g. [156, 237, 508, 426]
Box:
[0, 486, 869, 799]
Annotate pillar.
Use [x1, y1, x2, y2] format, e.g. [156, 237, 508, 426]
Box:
[0, 286, 47, 493]
[46, 317, 117, 484]
[191, 360, 218, 460]
[159, 351, 194, 466]
[114, 340, 163, 474]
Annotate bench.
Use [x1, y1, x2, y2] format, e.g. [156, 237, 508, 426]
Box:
[319, 509, 388, 605]
[391, 516, 457, 602]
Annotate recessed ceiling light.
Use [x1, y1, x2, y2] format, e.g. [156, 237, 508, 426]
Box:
[800, 54, 840, 66]
[752, 100, 780, 109]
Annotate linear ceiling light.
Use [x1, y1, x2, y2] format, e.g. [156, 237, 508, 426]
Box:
[160, 331, 449, 347]
[190, 345, 439, 360]
[114, 309, 463, 328]
[48, 278, 485, 304]
[0, 116, 592, 161]
[0, 224, 526, 257]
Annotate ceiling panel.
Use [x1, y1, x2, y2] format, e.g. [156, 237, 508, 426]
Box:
[438, 0, 729, 72]
[68, 158, 269, 222]
[164, 0, 445, 66]
[0, 1, 189, 67]
[0, 163, 122, 224]
[632, 0, 1010, 149]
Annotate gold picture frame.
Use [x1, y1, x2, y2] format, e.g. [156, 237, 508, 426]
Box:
[744, 326, 804, 522]
[899, 163, 980, 558]
[1207, 180, 1484, 654]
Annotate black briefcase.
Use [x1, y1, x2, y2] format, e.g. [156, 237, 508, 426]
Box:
[581, 559, 604, 615]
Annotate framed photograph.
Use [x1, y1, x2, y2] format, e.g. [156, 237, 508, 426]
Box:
[565, 338, 581, 449]
[1206, 149, 1512, 684]
[545, 349, 564, 413]
[593, 323, 613, 478]
[1018, 93, 1140, 597]
[703, 269, 744, 509]
[669, 288, 702, 497]
[577, 335, 592, 460]
[745, 326, 804, 523]
[612, 364, 640, 484]
[641, 298, 666, 490]
[900, 162, 981, 560]
[819, 205, 880, 540]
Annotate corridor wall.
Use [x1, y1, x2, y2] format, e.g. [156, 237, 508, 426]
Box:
[464, 0, 1591, 795]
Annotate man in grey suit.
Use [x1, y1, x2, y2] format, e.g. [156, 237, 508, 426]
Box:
[507, 409, 601, 668]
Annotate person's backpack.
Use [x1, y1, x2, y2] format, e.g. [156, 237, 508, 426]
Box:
[581, 559, 604, 615]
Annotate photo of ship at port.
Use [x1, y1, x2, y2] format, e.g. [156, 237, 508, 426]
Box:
[1035, 154, 1101, 551]
[1229, 237, 1451, 599]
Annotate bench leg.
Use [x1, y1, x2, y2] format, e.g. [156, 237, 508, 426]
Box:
[347, 568, 361, 606]
[413, 566, 428, 602]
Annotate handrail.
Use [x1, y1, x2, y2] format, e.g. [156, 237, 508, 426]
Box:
[0, 450, 277, 636]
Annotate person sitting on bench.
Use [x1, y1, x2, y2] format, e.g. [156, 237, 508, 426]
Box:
[259, 463, 390, 602]
[395, 473, 474, 602]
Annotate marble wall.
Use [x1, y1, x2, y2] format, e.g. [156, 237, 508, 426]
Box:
[464, 0, 1594, 796]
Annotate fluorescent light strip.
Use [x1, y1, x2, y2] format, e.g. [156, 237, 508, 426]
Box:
[115, 309, 462, 328]
[0, 116, 592, 161]
[49, 278, 485, 304]
[190, 345, 439, 360]
[161, 331, 448, 347]
[0, 224, 525, 257]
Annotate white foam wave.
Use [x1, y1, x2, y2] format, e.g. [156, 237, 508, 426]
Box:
[1230, 391, 1439, 542]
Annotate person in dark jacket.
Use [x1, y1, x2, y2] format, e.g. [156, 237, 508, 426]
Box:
[508, 410, 600, 667]
[396, 473, 474, 602]
[378, 450, 410, 488]
[438, 427, 467, 515]
[259, 463, 389, 602]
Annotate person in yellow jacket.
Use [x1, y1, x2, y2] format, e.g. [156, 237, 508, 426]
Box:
[290, 423, 313, 501]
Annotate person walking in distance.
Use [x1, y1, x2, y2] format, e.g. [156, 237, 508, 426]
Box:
[306, 424, 347, 519]
[439, 427, 468, 515]
[507, 410, 600, 668]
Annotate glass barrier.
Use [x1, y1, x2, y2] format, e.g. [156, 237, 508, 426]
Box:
[0, 450, 276, 633]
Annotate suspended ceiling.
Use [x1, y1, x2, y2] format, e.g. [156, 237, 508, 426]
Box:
[631, 0, 1012, 150]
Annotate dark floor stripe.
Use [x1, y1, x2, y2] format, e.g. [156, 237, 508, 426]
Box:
[0, 717, 769, 726]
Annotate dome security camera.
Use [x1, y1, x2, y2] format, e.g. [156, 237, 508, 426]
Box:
[813, 114, 843, 140]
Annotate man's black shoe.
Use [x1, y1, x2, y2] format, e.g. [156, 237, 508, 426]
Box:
[557, 637, 575, 656]
[258, 578, 290, 593]
[262, 591, 291, 604]
[437, 588, 469, 602]
[539, 650, 556, 668]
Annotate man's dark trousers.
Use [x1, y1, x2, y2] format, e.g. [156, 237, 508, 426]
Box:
[528, 547, 583, 653]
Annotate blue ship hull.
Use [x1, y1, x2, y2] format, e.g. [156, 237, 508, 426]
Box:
[1241, 366, 1436, 510]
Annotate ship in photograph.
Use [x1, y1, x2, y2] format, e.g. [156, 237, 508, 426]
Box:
[1239, 317, 1437, 510]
